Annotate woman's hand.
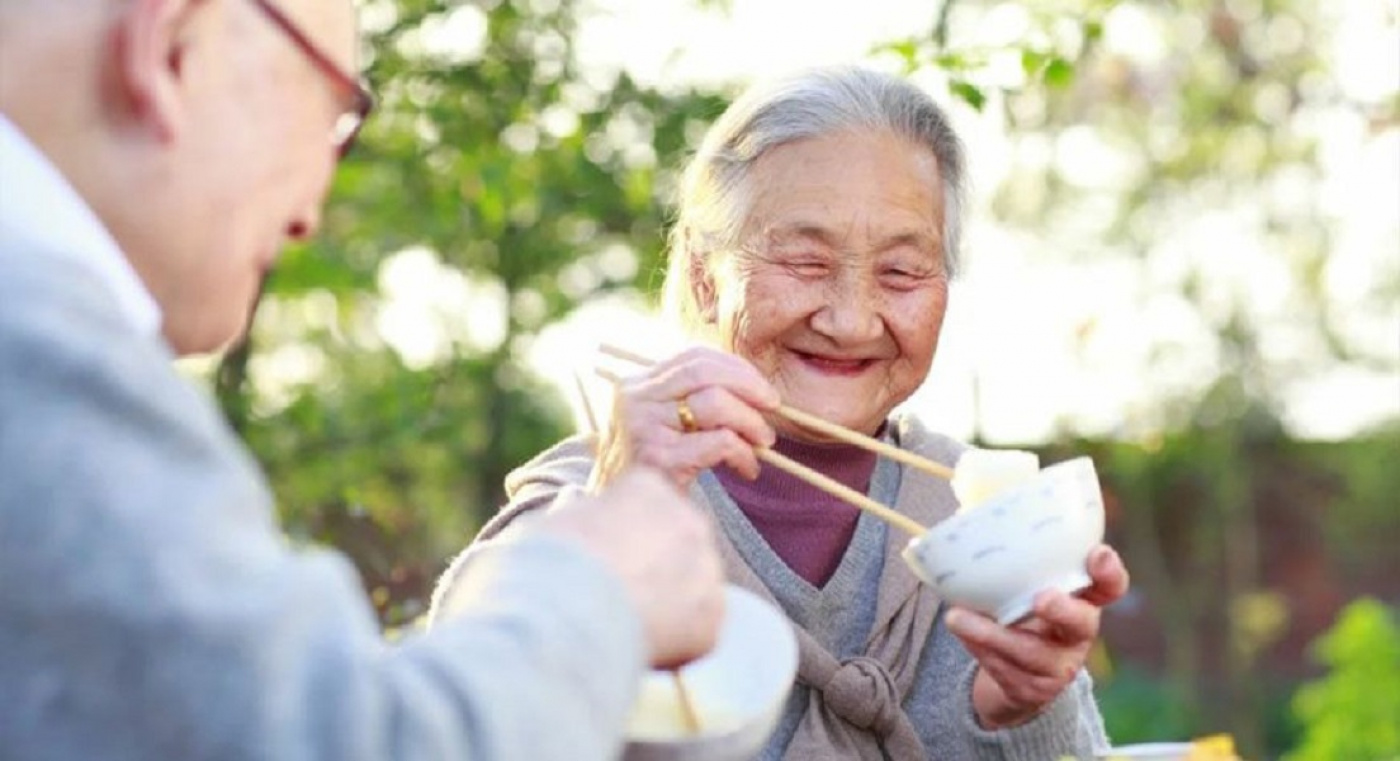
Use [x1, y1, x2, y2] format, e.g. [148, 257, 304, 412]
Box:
[591, 347, 781, 492]
[945, 545, 1130, 730]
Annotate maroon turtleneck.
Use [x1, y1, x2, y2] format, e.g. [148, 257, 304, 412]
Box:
[713, 434, 879, 588]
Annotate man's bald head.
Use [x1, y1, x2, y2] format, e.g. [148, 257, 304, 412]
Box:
[0, 0, 363, 355]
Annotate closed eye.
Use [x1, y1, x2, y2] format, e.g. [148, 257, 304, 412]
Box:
[785, 260, 831, 278]
[880, 267, 938, 290]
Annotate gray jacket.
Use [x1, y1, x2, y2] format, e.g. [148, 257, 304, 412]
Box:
[0, 238, 647, 760]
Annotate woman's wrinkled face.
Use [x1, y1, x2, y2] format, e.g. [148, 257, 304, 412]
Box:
[696, 128, 949, 438]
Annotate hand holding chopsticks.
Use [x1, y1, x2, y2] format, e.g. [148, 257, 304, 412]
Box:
[586, 346, 782, 494]
[594, 343, 952, 538]
[598, 345, 953, 481]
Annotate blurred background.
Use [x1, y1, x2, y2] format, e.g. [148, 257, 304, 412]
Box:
[190, 0, 1399, 757]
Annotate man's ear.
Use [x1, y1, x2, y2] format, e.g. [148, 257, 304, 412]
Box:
[113, 0, 201, 144]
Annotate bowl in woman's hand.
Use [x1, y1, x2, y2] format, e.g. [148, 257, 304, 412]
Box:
[901, 456, 1105, 625]
[622, 584, 798, 761]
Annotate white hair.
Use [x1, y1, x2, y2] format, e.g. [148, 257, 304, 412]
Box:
[660, 66, 968, 328]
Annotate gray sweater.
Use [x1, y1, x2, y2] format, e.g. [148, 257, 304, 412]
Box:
[444, 430, 1110, 760]
[0, 238, 648, 759]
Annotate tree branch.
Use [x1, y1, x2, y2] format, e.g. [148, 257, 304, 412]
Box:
[933, 0, 958, 50]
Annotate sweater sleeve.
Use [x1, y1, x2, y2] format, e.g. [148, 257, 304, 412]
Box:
[958, 664, 1111, 761]
[428, 438, 596, 628]
[0, 281, 645, 761]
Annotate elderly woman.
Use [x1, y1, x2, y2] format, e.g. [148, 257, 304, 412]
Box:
[434, 66, 1128, 760]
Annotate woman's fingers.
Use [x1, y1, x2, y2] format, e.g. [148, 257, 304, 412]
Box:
[947, 606, 1088, 679]
[650, 428, 762, 481]
[966, 644, 1070, 708]
[634, 347, 781, 412]
[684, 386, 777, 446]
[1030, 590, 1102, 644]
[611, 382, 773, 446]
[948, 550, 1128, 727]
[595, 346, 781, 490]
[1078, 545, 1130, 607]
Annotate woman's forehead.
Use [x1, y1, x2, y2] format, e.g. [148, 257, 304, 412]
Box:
[738, 131, 943, 224]
[751, 219, 943, 255]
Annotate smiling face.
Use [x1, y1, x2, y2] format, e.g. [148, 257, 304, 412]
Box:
[694, 128, 950, 439]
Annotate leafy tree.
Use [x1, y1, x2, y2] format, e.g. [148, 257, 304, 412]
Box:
[1288, 599, 1400, 761]
[215, 0, 725, 625]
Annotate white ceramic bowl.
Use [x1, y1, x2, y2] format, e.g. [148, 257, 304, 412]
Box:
[622, 585, 798, 761]
[901, 456, 1105, 625]
[1096, 743, 1196, 760]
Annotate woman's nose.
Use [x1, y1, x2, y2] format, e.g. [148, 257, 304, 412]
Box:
[811, 270, 883, 344]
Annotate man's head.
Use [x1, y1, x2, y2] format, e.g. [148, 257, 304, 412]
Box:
[0, 0, 366, 354]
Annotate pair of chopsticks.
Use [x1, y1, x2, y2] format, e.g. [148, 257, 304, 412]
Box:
[594, 343, 953, 539]
[572, 365, 704, 735]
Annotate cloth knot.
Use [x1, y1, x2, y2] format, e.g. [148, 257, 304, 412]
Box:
[813, 655, 903, 737]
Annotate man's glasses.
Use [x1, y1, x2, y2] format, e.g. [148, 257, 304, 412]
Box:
[247, 0, 374, 157]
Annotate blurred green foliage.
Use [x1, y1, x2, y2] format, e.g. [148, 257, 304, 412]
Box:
[1287, 599, 1400, 760]
[1097, 666, 1201, 745]
[217, 0, 727, 624]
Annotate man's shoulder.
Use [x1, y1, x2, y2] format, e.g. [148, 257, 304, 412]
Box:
[0, 236, 155, 356]
[0, 237, 250, 486]
[2, 243, 170, 396]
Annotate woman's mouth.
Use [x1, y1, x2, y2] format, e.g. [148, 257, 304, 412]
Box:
[792, 350, 876, 376]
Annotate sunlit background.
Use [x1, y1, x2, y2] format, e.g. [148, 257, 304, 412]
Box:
[324, 0, 1400, 445]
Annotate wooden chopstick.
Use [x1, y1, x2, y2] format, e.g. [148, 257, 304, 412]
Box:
[597, 343, 954, 481]
[572, 371, 600, 435]
[768, 405, 954, 481]
[673, 675, 702, 734]
[575, 366, 702, 735]
[593, 366, 927, 538]
[753, 448, 927, 537]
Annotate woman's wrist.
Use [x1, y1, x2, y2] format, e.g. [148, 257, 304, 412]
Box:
[970, 666, 1049, 730]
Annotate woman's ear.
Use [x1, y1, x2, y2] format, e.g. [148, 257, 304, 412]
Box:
[686, 232, 719, 324]
[113, 0, 201, 144]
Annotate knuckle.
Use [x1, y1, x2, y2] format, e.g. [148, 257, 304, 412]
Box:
[689, 387, 719, 418]
[676, 363, 705, 390]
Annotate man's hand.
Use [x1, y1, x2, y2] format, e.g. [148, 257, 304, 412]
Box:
[540, 467, 727, 669]
[945, 545, 1129, 729]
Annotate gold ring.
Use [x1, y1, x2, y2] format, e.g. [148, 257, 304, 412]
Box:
[676, 397, 699, 433]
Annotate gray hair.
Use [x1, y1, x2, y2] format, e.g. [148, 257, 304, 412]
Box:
[660, 65, 968, 328]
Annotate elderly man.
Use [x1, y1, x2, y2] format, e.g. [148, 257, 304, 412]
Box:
[0, 1, 725, 759]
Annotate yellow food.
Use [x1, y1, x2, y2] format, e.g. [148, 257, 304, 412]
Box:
[1188, 734, 1239, 760]
[626, 678, 743, 740]
[951, 448, 1040, 510]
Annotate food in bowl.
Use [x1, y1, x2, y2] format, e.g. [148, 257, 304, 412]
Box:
[951, 448, 1040, 511]
[626, 676, 743, 740]
[622, 585, 798, 761]
[1094, 734, 1240, 760]
[902, 456, 1105, 624]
